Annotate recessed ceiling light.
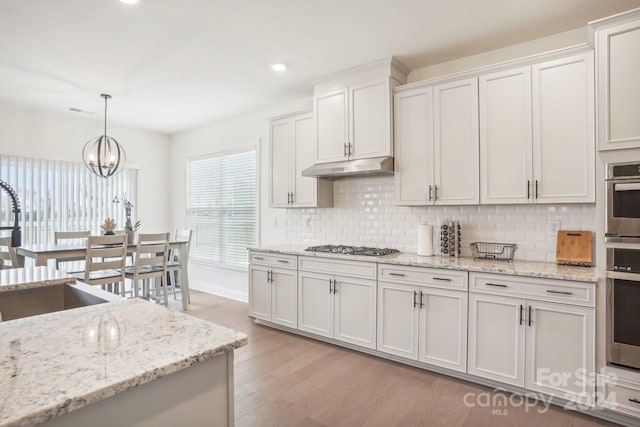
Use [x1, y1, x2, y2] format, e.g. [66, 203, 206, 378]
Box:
[270, 62, 287, 72]
[120, 0, 139, 5]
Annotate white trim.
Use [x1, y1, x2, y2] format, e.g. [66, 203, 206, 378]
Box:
[395, 44, 593, 92]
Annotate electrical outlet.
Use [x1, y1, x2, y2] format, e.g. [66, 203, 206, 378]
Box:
[548, 217, 561, 236]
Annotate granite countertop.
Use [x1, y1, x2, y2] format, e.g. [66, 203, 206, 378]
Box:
[0, 267, 76, 292]
[248, 245, 598, 283]
[0, 298, 248, 427]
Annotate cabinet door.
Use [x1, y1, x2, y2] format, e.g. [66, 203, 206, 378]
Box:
[248, 265, 271, 321]
[292, 112, 316, 207]
[468, 293, 525, 386]
[377, 281, 419, 359]
[333, 275, 377, 349]
[297, 271, 333, 338]
[433, 78, 479, 205]
[525, 301, 595, 404]
[271, 268, 297, 329]
[532, 52, 595, 203]
[349, 78, 391, 159]
[269, 118, 291, 207]
[418, 287, 468, 372]
[394, 86, 433, 205]
[597, 20, 640, 150]
[314, 88, 348, 163]
[479, 67, 532, 204]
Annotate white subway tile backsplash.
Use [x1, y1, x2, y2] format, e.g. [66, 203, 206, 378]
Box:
[283, 176, 596, 262]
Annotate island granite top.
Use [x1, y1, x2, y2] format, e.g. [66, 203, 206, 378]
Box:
[0, 267, 76, 292]
[248, 245, 598, 283]
[0, 298, 248, 427]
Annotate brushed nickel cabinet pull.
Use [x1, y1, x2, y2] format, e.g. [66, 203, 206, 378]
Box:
[389, 272, 406, 277]
[546, 290, 573, 296]
[432, 277, 451, 282]
[486, 283, 507, 288]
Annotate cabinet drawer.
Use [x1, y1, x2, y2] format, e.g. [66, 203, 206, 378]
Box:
[470, 273, 595, 307]
[599, 375, 640, 417]
[250, 251, 297, 269]
[298, 256, 376, 280]
[378, 264, 467, 291]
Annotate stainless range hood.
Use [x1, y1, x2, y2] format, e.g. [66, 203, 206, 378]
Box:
[301, 156, 394, 179]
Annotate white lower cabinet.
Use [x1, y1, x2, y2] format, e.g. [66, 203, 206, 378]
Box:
[468, 293, 525, 385]
[298, 260, 377, 349]
[377, 265, 468, 372]
[468, 273, 595, 405]
[248, 252, 297, 329]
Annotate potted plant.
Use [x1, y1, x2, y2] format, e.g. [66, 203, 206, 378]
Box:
[114, 196, 141, 243]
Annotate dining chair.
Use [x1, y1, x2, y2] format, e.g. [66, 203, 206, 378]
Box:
[54, 230, 90, 271]
[0, 236, 19, 269]
[124, 232, 170, 306]
[73, 234, 128, 296]
[166, 229, 192, 303]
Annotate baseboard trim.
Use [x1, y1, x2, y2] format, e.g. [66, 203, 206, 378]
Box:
[190, 282, 248, 303]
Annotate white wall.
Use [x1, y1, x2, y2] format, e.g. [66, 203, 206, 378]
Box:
[0, 101, 171, 232]
[407, 27, 588, 82]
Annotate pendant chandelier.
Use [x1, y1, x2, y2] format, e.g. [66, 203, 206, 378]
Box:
[82, 94, 126, 178]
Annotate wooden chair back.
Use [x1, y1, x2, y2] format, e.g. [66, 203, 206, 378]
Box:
[54, 230, 91, 270]
[0, 236, 18, 269]
[84, 234, 127, 289]
[54, 230, 90, 244]
[132, 233, 170, 277]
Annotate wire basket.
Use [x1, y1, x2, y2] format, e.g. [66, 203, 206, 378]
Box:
[470, 242, 517, 261]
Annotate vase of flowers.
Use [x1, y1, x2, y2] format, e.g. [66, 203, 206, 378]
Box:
[113, 195, 141, 243]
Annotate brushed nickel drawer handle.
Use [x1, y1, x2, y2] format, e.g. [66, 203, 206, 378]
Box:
[277, 260, 289, 263]
[546, 290, 573, 296]
[629, 398, 640, 404]
[389, 272, 406, 277]
[486, 283, 507, 288]
[432, 277, 451, 282]
[254, 256, 264, 260]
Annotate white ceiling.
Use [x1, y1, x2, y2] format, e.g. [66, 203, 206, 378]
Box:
[1, 0, 639, 135]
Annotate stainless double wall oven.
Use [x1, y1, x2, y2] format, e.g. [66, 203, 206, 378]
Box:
[606, 162, 640, 371]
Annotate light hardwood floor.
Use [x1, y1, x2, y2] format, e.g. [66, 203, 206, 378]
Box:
[181, 291, 619, 427]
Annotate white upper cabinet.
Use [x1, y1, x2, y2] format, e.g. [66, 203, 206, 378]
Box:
[593, 11, 640, 150]
[315, 89, 349, 163]
[394, 78, 479, 206]
[313, 58, 408, 164]
[269, 109, 333, 208]
[433, 78, 480, 205]
[394, 86, 434, 205]
[479, 51, 594, 204]
[532, 53, 595, 203]
[479, 67, 532, 204]
[349, 78, 391, 160]
[270, 117, 292, 207]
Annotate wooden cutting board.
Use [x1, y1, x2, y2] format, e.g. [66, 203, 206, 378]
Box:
[556, 230, 593, 266]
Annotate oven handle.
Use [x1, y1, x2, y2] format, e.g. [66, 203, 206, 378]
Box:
[614, 182, 640, 192]
[606, 270, 640, 281]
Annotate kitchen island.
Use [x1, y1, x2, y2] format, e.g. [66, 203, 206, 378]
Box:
[0, 269, 247, 427]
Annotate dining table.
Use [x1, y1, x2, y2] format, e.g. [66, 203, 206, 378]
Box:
[14, 238, 191, 310]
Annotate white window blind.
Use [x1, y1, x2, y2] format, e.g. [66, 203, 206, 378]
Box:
[0, 154, 137, 244]
[186, 149, 256, 269]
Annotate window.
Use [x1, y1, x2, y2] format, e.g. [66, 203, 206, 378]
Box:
[186, 148, 256, 269]
[0, 154, 137, 244]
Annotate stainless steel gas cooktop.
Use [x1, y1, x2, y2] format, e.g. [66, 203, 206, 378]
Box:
[305, 245, 400, 256]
